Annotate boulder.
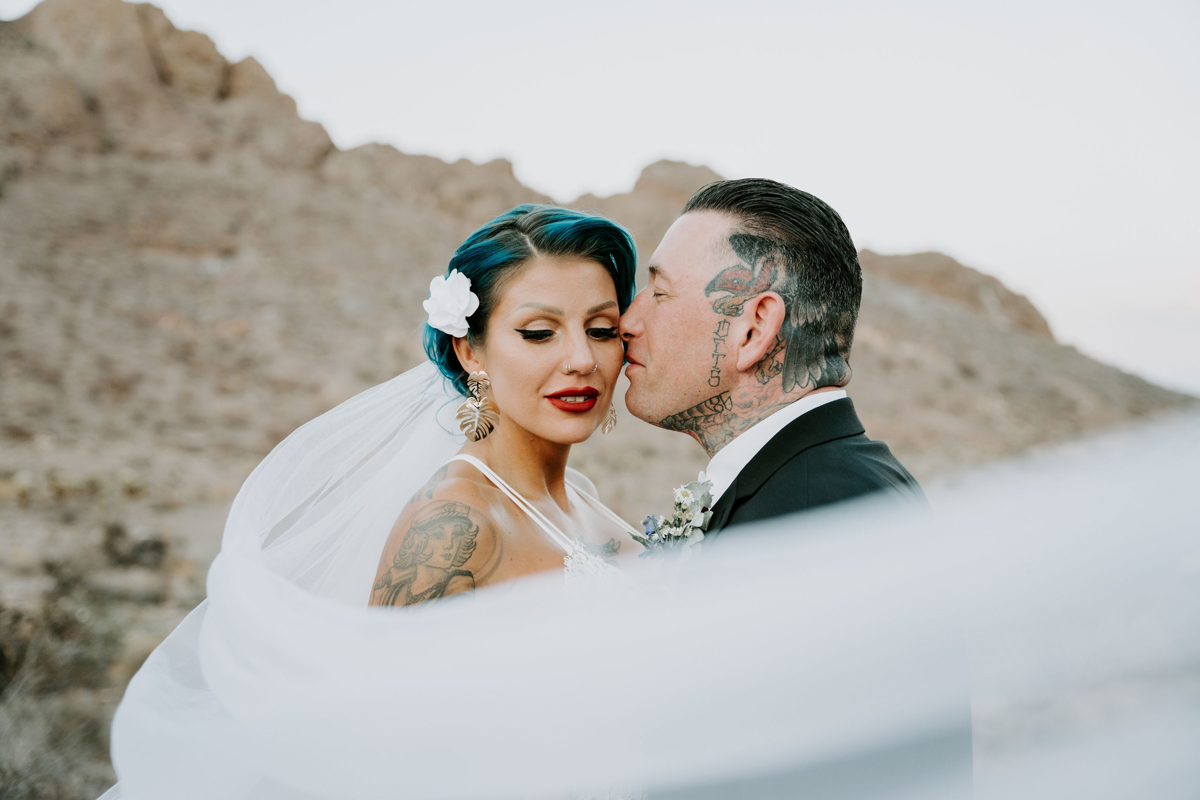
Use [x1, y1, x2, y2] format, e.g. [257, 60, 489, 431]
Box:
[859, 249, 1054, 339]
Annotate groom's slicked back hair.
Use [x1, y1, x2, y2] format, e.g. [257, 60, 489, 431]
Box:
[681, 179, 862, 392]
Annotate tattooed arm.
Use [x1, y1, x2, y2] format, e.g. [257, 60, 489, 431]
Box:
[369, 478, 501, 608]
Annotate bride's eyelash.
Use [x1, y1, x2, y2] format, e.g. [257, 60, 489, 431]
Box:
[516, 328, 618, 342]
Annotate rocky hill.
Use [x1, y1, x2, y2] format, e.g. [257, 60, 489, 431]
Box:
[0, 0, 1193, 796]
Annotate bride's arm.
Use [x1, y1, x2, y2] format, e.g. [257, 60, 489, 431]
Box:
[369, 478, 501, 608]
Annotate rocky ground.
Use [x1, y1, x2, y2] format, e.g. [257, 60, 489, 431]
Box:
[0, 0, 1195, 797]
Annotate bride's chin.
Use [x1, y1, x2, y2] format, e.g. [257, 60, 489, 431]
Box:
[550, 427, 600, 446]
[531, 418, 602, 446]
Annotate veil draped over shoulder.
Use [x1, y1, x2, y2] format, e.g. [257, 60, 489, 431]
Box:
[101, 360, 1200, 799]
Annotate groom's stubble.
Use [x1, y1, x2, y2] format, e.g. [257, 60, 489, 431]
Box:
[620, 211, 850, 457]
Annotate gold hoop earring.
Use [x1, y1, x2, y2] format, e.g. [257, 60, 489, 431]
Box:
[601, 404, 617, 435]
[457, 371, 499, 442]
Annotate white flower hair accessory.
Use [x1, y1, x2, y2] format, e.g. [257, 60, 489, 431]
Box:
[423, 269, 480, 338]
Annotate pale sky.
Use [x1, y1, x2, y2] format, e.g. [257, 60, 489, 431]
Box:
[4, 0, 1198, 394]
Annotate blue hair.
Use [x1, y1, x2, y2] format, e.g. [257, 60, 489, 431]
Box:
[423, 204, 637, 396]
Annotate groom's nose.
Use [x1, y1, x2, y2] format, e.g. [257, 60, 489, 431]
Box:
[619, 289, 648, 342]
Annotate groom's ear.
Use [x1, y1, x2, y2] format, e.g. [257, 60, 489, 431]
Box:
[734, 292, 787, 373]
[451, 336, 484, 375]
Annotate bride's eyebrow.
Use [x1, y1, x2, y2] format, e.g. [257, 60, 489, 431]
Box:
[515, 301, 617, 317]
[516, 302, 564, 316]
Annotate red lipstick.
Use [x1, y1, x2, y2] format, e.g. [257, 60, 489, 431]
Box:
[546, 386, 599, 413]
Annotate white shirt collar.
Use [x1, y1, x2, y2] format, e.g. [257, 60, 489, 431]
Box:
[705, 389, 848, 505]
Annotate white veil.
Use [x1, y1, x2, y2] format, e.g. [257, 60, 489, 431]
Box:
[223, 361, 467, 604]
[102, 358, 1200, 800]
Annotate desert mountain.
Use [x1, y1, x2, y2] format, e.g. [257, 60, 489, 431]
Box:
[0, 0, 1193, 796]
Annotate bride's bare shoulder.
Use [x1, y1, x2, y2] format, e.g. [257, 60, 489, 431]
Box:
[369, 467, 504, 608]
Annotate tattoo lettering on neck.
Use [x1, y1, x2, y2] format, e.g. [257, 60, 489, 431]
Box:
[705, 233, 851, 394]
[372, 501, 479, 607]
[709, 319, 731, 387]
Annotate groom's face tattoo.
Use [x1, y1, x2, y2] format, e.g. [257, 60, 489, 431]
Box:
[621, 212, 852, 457]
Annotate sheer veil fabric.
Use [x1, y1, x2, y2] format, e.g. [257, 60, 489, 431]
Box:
[101, 361, 1200, 799]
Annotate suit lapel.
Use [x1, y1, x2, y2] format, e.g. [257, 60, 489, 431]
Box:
[707, 398, 866, 535]
[706, 476, 739, 534]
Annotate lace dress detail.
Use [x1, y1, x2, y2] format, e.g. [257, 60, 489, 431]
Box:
[447, 455, 631, 583]
[562, 542, 612, 581]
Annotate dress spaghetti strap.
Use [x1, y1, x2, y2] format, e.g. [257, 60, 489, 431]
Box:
[448, 454, 576, 554]
[565, 480, 643, 538]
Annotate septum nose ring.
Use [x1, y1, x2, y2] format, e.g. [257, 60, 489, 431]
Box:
[566, 362, 598, 375]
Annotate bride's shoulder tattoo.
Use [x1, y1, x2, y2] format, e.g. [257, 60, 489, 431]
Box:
[404, 465, 450, 507]
[371, 498, 496, 608]
[584, 537, 621, 557]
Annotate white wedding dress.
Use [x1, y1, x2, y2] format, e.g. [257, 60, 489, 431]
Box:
[99, 363, 1200, 800]
[446, 453, 637, 582]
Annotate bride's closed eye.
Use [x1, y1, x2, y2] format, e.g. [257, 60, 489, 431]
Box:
[515, 327, 619, 342]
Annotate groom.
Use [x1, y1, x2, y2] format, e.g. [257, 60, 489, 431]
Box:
[620, 178, 926, 536]
[621, 179, 971, 798]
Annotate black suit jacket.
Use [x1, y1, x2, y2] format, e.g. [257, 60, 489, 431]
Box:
[707, 397, 926, 537]
[661, 399, 971, 800]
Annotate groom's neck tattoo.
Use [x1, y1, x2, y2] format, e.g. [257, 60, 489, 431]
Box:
[665, 232, 852, 456]
[755, 334, 787, 385]
[705, 232, 851, 394]
[660, 389, 799, 455]
[659, 392, 734, 452]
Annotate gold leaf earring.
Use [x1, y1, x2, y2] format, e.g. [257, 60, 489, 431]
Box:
[457, 371, 499, 441]
[601, 404, 617, 435]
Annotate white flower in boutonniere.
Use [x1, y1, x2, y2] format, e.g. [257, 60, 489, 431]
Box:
[633, 472, 714, 557]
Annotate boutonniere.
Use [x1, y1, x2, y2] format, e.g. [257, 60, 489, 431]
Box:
[632, 472, 714, 556]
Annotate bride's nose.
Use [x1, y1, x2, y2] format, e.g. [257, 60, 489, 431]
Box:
[561, 329, 598, 376]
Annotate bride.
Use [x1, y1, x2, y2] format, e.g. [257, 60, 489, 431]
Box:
[101, 204, 646, 799]
[370, 203, 644, 605]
